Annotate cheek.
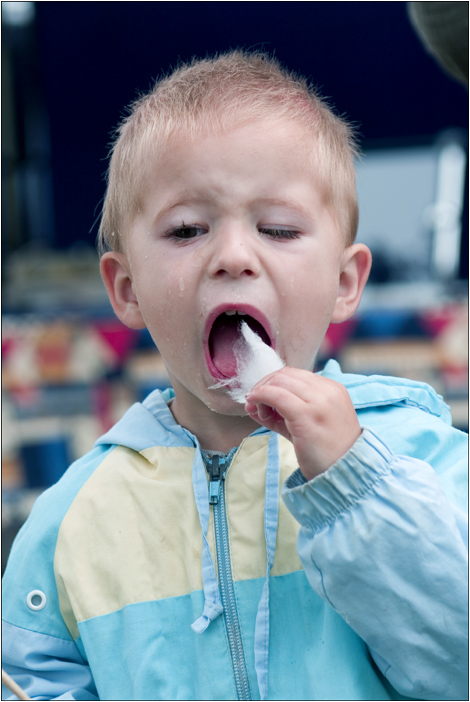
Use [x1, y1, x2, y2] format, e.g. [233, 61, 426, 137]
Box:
[132, 276, 172, 334]
[287, 274, 339, 322]
[133, 270, 197, 350]
[281, 279, 339, 361]
[304, 290, 340, 340]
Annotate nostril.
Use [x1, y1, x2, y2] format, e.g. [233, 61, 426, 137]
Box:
[214, 267, 256, 278]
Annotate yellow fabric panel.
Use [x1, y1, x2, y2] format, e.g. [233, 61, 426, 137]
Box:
[226, 435, 302, 581]
[55, 445, 209, 637]
[224, 437, 268, 581]
[54, 435, 302, 639]
[272, 437, 303, 576]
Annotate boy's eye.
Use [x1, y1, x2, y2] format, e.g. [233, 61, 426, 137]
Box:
[167, 225, 207, 240]
[258, 227, 301, 240]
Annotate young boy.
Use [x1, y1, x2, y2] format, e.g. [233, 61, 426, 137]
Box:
[2, 51, 467, 701]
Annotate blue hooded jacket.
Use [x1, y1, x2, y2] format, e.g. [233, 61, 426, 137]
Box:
[2, 361, 468, 700]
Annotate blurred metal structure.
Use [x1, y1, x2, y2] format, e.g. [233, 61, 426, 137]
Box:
[2, 1, 55, 258]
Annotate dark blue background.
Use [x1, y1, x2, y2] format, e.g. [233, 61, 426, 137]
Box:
[33, 1, 468, 250]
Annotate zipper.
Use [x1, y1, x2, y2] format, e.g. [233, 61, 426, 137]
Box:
[206, 454, 252, 701]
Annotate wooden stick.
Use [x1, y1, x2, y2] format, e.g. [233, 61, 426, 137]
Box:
[1, 669, 31, 700]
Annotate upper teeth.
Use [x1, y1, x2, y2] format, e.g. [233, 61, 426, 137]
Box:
[225, 310, 246, 316]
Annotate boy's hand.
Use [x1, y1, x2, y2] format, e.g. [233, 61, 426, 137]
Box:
[245, 367, 362, 481]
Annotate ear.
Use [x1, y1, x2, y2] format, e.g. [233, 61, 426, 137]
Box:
[100, 252, 147, 329]
[331, 244, 372, 323]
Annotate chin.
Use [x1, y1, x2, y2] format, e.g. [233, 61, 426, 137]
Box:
[203, 390, 247, 417]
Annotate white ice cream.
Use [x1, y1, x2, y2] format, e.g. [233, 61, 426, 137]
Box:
[210, 320, 285, 403]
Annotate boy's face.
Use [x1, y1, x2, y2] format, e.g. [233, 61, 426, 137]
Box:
[102, 120, 370, 420]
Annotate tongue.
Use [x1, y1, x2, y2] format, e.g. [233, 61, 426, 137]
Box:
[211, 321, 241, 377]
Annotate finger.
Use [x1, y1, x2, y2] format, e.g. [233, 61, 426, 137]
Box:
[246, 384, 308, 426]
[249, 367, 320, 402]
[245, 398, 272, 420]
[251, 370, 352, 416]
[244, 400, 292, 440]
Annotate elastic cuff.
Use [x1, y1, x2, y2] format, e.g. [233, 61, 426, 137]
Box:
[281, 428, 394, 530]
[285, 467, 308, 489]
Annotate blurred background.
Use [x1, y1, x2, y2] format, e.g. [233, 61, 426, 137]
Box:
[2, 1, 468, 568]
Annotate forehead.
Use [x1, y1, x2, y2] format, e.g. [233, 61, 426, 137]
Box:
[139, 119, 324, 201]
[171, 116, 313, 154]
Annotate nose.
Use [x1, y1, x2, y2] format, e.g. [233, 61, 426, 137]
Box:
[207, 226, 260, 279]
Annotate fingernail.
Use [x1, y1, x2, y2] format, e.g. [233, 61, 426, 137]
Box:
[258, 405, 273, 421]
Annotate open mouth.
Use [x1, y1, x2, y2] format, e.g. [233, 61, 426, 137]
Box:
[208, 310, 271, 379]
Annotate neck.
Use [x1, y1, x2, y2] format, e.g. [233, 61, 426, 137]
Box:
[170, 390, 260, 452]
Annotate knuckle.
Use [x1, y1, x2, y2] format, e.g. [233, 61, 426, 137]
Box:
[309, 378, 348, 419]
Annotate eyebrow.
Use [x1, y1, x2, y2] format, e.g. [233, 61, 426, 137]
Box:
[145, 193, 203, 227]
[250, 197, 312, 219]
[150, 194, 313, 225]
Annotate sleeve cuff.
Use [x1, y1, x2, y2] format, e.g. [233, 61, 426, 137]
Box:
[285, 467, 308, 489]
[281, 428, 395, 530]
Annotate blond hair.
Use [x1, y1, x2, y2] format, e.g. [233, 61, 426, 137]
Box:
[98, 51, 359, 256]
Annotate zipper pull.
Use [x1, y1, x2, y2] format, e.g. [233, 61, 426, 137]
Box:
[206, 455, 225, 505]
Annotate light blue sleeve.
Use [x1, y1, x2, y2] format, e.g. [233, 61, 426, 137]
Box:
[2, 621, 98, 700]
[282, 427, 468, 701]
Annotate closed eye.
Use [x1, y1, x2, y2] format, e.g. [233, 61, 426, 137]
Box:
[258, 227, 301, 240]
[166, 224, 208, 241]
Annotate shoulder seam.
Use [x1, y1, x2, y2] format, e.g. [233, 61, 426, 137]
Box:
[2, 617, 75, 643]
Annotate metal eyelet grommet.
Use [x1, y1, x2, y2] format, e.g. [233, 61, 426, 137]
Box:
[26, 590, 47, 611]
